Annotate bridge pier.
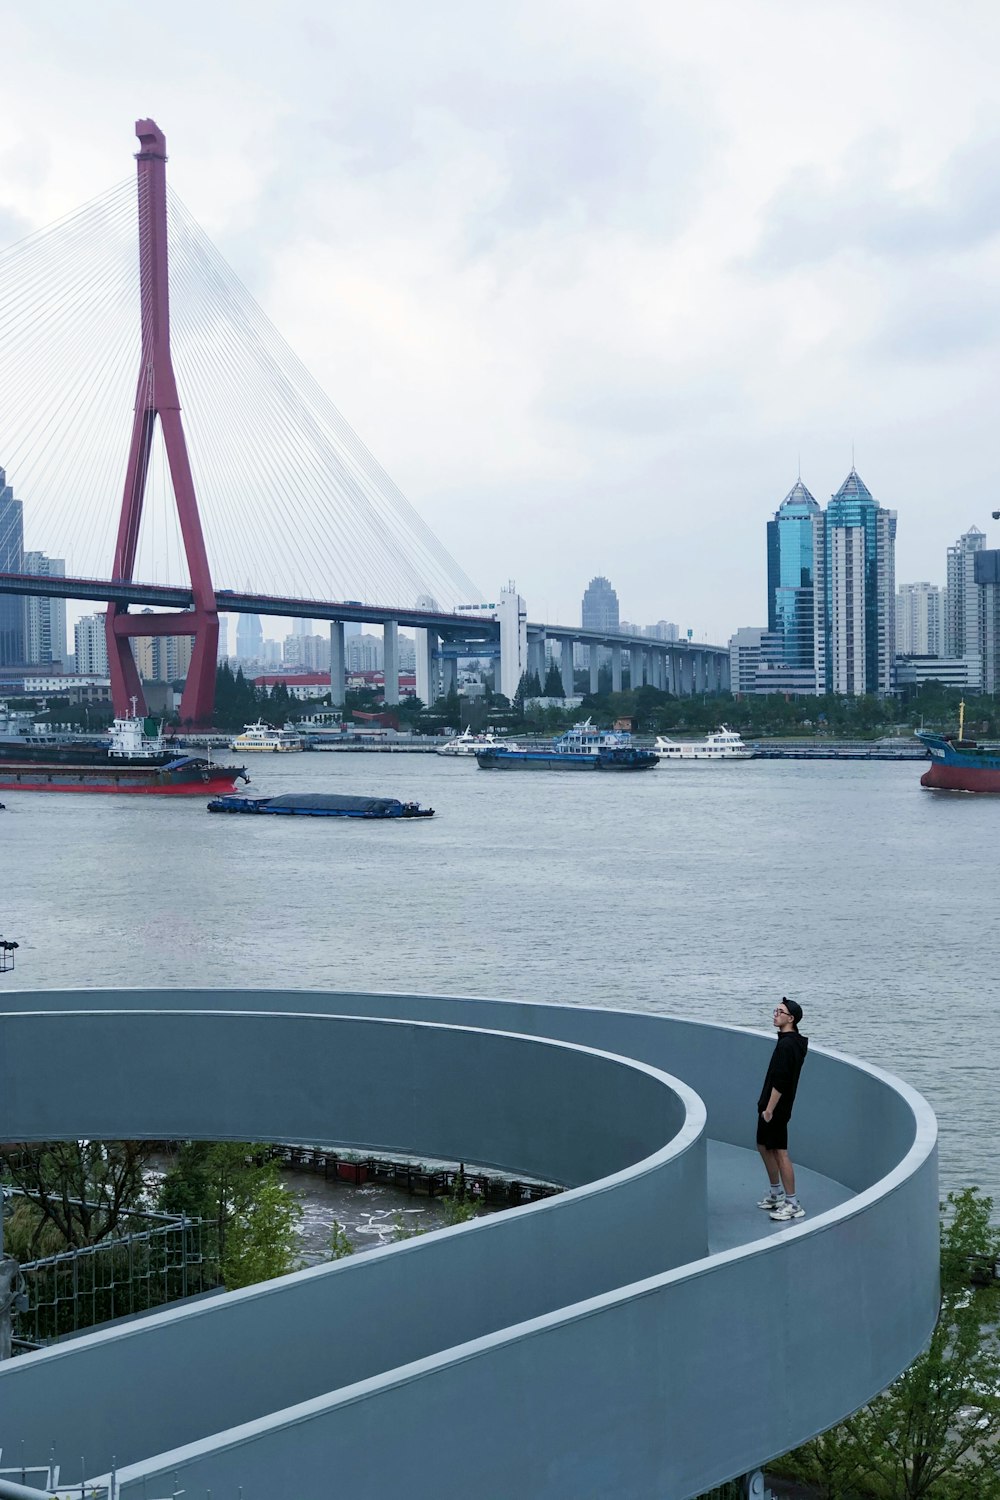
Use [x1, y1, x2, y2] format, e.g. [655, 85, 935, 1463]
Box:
[329, 622, 345, 707]
[383, 621, 399, 707]
[611, 644, 622, 693]
[589, 646, 599, 695]
[415, 629, 435, 707]
[529, 634, 546, 691]
[560, 638, 574, 698]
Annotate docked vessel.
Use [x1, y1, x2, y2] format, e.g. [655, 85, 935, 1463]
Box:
[437, 728, 519, 757]
[917, 703, 1000, 793]
[476, 719, 658, 772]
[0, 712, 249, 795]
[654, 726, 752, 760]
[230, 720, 305, 753]
[208, 792, 434, 818]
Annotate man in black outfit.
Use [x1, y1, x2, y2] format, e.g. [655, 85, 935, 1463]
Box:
[756, 997, 808, 1221]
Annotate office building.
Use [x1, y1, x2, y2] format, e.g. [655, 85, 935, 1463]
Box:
[581, 576, 619, 633]
[235, 613, 264, 662]
[766, 479, 822, 686]
[0, 467, 25, 666]
[945, 527, 985, 689]
[729, 627, 766, 694]
[23, 551, 67, 668]
[822, 469, 896, 696]
[896, 583, 942, 658]
[75, 613, 110, 677]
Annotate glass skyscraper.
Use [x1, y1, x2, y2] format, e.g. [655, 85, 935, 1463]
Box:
[0, 466, 26, 666]
[581, 576, 620, 633]
[766, 480, 821, 671]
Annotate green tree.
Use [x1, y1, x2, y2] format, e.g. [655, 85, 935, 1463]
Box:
[0, 1141, 150, 1254]
[776, 1187, 1000, 1499]
[158, 1142, 302, 1289]
[543, 660, 564, 697]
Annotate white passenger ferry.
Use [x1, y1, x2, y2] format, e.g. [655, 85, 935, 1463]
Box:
[230, 720, 305, 753]
[437, 728, 518, 757]
[654, 726, 752, 761]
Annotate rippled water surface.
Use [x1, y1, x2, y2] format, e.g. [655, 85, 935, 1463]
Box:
[3, 750, 997, 1203]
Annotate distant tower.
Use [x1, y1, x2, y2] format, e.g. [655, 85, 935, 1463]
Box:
[236, 613, 264, 662]
[945, 527, 985, 687]
[581, 576, 619, 633]
[822, 469, 896, 696]
[23, 552, 68, 667]
[0, 467, 25, 666]
[766, 479, 822, 673]
[75, 613, 110, 676]
[896, 583, 942, 657]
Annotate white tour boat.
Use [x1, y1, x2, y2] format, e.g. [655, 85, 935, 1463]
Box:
[654, 726, 752, 761]
[230, 720, 305, 753]
[437, 728, 518, 758]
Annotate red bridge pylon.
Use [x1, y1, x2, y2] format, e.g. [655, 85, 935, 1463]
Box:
[105, 119, 219, 725]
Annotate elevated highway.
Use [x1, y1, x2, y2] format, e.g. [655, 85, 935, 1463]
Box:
[0, 989, 937, 1499]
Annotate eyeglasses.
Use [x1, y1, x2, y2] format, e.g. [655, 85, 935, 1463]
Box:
[773, 1007, 789, 1017]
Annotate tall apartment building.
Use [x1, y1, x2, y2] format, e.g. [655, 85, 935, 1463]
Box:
[896, 583, 942, 657]
[822, 470, 896, 696]
[0, 467, 25, 666]
[975, 548, 1000, 693]
[75, 613, 110, 676]
[944, 527, 985, 688]
[23, 551, 67, 668]
[581, 576, 620, 633]
[132, 610, 194, 682]
[346, 633, 383, 673]
[284, 632, 331, 672]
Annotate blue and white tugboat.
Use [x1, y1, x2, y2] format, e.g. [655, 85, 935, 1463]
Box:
[476, 719, 658, 772]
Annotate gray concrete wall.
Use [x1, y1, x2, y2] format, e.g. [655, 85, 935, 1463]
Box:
[0, 990, 938, 1500]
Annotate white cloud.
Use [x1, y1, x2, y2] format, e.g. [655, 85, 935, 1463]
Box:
[4, 0, 1000, 640]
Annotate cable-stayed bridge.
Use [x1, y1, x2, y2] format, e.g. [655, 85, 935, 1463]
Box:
[0, 120, 729, 721]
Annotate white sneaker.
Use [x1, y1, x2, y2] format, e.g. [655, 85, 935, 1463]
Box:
[757, 1195, 785, 1209]
[770, 1201, 805, 1221]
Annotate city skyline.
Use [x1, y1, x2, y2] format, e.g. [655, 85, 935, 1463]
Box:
[3, 7, 1000, 641]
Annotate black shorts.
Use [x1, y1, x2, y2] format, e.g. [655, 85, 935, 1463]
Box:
[756, 1113, 788, 1151]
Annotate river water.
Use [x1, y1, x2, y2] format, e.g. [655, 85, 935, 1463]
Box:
[2, 749, 997, 1210]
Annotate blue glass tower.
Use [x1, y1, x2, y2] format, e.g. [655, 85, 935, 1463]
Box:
[0, 467, 26, 666]
[766, 479, 820, 669]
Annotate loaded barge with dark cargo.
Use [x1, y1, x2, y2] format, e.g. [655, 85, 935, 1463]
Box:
[207, 793, 434, 818]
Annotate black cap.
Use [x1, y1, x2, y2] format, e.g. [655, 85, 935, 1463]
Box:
[783, 997, 803, 1028]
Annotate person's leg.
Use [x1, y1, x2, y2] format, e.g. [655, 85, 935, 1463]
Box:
[757, 1144, 779, 1182]
[756, 1143, 784, 1203]
[773, 1148, 796, 1198]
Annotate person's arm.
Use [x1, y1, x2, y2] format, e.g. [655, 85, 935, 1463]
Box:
[762, 1087, 781, 1122]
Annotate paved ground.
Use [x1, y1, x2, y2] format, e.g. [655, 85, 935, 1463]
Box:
[707, 1139, 854, 1255]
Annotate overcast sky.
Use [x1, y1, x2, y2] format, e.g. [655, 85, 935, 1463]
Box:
[3, 0, 1000, 644]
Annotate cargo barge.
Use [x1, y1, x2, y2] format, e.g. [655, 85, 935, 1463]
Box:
[0, 712, 248, 796]
[207, 793, 434, 818]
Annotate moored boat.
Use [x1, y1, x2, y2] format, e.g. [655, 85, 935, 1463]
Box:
[230, 720, 305, 753]
[207, 792, 434, 818]
[476, 719, 658, 772]
[917, 703, 1000, 792]
[0, 711, 249, 796]
[654, 726, 751, 760]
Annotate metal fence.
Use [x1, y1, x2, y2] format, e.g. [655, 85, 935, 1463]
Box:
[11, 1201, 219, 1351]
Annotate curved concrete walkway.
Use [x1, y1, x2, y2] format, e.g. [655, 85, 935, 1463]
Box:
[0, 990, 937, 1500]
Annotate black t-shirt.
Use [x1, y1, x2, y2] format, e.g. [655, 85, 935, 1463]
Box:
[757, 1031, 809, 1122]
